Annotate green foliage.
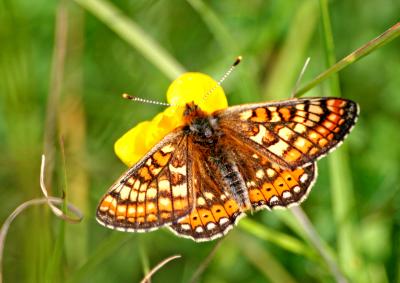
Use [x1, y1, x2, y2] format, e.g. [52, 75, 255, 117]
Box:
[0, 0, 399, 282]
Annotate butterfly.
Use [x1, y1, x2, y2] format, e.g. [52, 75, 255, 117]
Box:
[96, 97, 359, 242]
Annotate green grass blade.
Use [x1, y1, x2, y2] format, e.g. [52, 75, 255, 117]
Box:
[185, 0, 260, 104]
[186, 0, 236, 54]
[67, 233, 134, 283]
[73, 0, 185, 80]
[232, 232, 299, 283]
[262, 0, 318, 100]
[290, 206, 346, 282]
[295, 22, 400, 97]
[318, 0, 363, 281]
[238, 218, 317, 260]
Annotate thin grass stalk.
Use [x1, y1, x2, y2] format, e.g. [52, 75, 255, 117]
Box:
[0, 155, 83, 283]
[290, 206, 346, 283]
[238, 218, 317, 260]
[189, 239, 223, 283]
[294, 22, 400, 97]
[140, 255, 181, 283]
[45, 137, 70, 281]
[263, 0, 318, 100]
[233, 232, 298, 283]
[0, 198, 82, 283]
[318, 0, 361, 281]
[73, 0, 185, 79]
[43, 0, 69, 189]
[139, 244, 151, 282]
[43, 2, 69, 280]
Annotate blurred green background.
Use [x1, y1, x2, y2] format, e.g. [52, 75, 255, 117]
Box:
[0, 0, 399, 282]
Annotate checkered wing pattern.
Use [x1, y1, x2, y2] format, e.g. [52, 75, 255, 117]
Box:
[96, 130, 194, 232]
[168, 148, 245, 242]
[217, 97, 359, 169]
[225, 136, 316, 209]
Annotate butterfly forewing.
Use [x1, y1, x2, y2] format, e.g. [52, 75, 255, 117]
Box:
[96, 130, 194, 231]
[217, 97, 359, 169]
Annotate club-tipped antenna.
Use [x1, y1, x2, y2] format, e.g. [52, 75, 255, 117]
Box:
[122, 93, 171, 106]
[202, 56, 242, 103]
[291, 57, 311, 98]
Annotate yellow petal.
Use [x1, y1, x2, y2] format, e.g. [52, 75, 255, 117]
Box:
[115, 72, 228, 167]
[167, 72, 228, 113]
[114, 121, 151, 167]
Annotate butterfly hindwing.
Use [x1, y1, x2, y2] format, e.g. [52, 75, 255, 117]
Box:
[168, 146, 245, 242]
[96, 130, 194, 231]
[225, 136, 316, 209]
[217, 97, 359, 169]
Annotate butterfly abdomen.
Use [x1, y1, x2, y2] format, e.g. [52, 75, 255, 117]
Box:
[213, 154, 251, 210]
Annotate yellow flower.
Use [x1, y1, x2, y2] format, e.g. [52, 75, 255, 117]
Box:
[114, 72, 228, 167]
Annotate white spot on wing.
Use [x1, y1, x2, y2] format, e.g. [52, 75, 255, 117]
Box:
[309, 105, 323, 114]
[267, 168, 276, 178]
[204, 192, 214, 200]
[300, 174, 309, 183]
[282, 191, 292, 199]
[195, 226, 204, 233]
[130, 191, 138, 201]
[219, 218, 229, 225]
[161, 144, 175, 153]
[146, 187, 157, 199]
[250, 125, 267, 144]
[278, 127, 293, 141]
[172, 184, 187, 197]
[197, 197, 206, 206]
[169, 164, 187, 175]
[256, 169, 265, 179]
[181, 224, 191, 230]
[158, 179, 170, 191]
[240, 110, 253, 120]
[207, 223, 217, 230]
[270, 196, 280, 204]
[293, 123, 307, 134]
[268, 140, 289, 157]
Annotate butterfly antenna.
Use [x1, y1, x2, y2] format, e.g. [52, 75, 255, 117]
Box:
[122, 93, 171, 106]
[291, 57, 311, 98]
[202, 56, 242, 102]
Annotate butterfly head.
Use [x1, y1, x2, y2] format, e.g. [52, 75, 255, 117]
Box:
[183, 102, 207, 121]
[183, 102, 218, 143]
